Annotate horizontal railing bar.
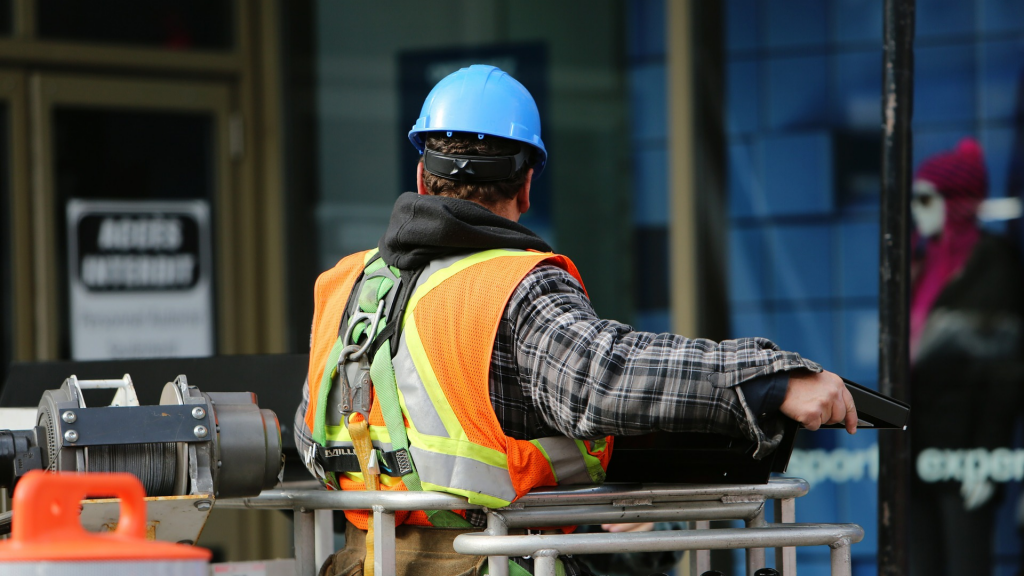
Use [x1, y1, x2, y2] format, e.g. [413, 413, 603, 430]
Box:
[216, 489, 480, 511]
[217, 478, 808, 513]
[514, 478, 809, 506]
[222, 475, 806, 510]
[496, 501, 765, 527]
[453, 523, 864, 557]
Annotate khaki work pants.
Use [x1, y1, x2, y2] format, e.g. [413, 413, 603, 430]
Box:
[319, 521, 487, 576]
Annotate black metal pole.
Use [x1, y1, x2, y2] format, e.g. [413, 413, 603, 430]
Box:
[878, 0, 914, 575]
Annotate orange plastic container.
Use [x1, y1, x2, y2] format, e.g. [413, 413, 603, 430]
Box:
[0, 470, 211, 575]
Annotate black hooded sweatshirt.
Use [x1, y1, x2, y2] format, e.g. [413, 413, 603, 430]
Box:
[378, 192, 550, 269]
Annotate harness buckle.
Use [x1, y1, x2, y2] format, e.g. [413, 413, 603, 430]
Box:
[335, 297, 387, 423]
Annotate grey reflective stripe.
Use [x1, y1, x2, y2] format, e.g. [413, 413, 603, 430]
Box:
[535, 436, 594, 485]
[390, 255, 457, 438]
[410, 445, 518, 504]
[417, 253, 471, 288]
[394, 332, 450, 437]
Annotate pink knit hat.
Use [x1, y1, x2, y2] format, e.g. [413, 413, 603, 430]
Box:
[914, 138, 988, 225]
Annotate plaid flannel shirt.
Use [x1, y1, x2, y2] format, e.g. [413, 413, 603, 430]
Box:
[294, 262, 821, 480]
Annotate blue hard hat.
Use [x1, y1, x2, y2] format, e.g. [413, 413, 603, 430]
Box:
[409, 64, 547, 176]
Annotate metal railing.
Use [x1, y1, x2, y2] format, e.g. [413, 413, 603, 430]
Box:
[217, 477, 863, 576]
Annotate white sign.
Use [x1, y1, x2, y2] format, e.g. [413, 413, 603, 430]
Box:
[67, 199, 214, 360]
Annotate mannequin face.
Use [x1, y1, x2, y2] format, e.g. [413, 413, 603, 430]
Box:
[911, 179, 946, 238]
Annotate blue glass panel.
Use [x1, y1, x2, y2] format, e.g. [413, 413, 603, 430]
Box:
[729, 227, 768, 303]
[765, 0, 827, 49]
[838, 220, 879, 298]
[983, 127, 1016, 200]
[980, 0, 1024, 34]
[795, 473, 840, 522]
[761, 132, 834, 216]
[631, 146, 668, 226]
[767, 223, 833, 301]
[851, 557, 876, 573]
[832, 0, 883, 46]
[728, 59, 759, 134]
[726, 0, 759, 53]
[767, 55, 829, 130]
[629, 62, 667, 143]
[634, 309, 671, 334]
[728, 140, 764, 218]
[916, 0, 974, 39]
[834, 50, 882, 130]
[774, 308, 835, 371]
[795, 553, 832, 576]
[980, 39, 1024, 123]
[627, 0, 665, 59]
[835, 437, 879, 555]
[915, 44, 976, 126]
[730, 309, 773, 341]
[840, 306, 879, 384]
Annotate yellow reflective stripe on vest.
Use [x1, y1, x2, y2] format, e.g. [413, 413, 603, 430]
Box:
[405, 249, 542, 311]
[531, 437, 594, 485]
[386, 250, 547, 507]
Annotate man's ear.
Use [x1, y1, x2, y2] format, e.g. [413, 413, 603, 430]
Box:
[417, 161, 428, 195]
[516, 168, 533, 215]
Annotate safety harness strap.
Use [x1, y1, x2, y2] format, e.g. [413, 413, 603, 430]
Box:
[369, 340, 471, 528]
[315, 445, 414, 477]
[329, 254, 470, 529]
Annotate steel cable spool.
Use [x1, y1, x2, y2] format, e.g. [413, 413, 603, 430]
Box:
[1, 373, 283, 500]
[86, 442, 177, 496]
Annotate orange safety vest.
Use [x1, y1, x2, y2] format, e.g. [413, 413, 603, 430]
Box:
[305, 249, 613, 528]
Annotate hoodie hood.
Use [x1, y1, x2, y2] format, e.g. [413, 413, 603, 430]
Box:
[378, 192, 552, 269]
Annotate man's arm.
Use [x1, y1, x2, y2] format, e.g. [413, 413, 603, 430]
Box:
[509, 265, 855, 448]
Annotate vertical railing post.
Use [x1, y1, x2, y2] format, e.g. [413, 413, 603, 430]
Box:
[689, 520, 712, 575]
[830, 538, 853, 576]
[294, 507, 317, 576]
[774, 498, 797, 575]
[533, 550, 560, 576]
[745, 504, 767, 574]
[372, 505, 397, 576]
[878, 0, 915, 575]
[485, 510, 510, 576]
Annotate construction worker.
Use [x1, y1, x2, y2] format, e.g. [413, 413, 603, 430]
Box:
[294, 65, 857, 576]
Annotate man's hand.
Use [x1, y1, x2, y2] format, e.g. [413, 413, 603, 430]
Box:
[779, 370, 857, 434]
[601, 522, 655, 533]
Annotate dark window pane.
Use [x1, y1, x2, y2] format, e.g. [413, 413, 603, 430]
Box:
[0, 0, 13, 37]
[54, 109, 213, 202]
[53, 108, 216, 358]
[0, 106, 10, 390]
[37, 0, 232, 51]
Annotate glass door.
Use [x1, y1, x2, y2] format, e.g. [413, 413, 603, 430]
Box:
[29, 74, 235, 359]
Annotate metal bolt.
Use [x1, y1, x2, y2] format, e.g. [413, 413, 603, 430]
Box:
[193, 425, 208, 439]
[61, 411, 76, 424]
[191, 406, 206, 420]
[193, 500, 212, 512]
[64, 430, 79, 443]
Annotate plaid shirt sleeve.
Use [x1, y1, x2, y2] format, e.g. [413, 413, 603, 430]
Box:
[507, 265, 822, 458]
[295, 262, 824, 469]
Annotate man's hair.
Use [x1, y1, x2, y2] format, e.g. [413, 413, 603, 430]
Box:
[421, 132, 532, 208]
